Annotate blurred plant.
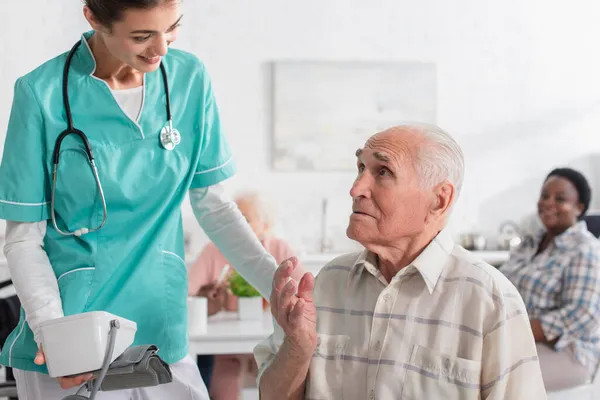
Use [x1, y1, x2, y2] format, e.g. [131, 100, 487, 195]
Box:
[228, 271, 261, 297]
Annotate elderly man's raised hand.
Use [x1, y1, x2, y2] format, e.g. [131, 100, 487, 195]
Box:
[271, 257, 318, 356]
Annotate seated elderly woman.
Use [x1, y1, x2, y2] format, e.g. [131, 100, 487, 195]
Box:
[188, 191, 303, 399]
[499, 168, 600, 391]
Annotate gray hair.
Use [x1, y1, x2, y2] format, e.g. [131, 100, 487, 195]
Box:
[233, 191, 274, 228]
[403, 123, 465, 198]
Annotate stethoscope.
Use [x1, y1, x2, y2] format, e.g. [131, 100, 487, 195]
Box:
[51, 40, 180, 237]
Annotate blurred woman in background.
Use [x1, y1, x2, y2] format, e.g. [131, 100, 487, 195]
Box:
[499, 168, 600, 391]
[188, 191, 303, 399]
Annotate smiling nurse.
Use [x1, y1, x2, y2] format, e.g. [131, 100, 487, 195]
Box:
[0, 1, 286, 399]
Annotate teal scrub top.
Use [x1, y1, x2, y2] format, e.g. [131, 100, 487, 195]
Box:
[0, 32, 236, 373]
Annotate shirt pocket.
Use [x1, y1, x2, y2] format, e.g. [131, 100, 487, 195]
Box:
[402, 345, 481, 400]
[57, 267, 96, 316]
[306, 334, 349, 399]
[161, 249, 188, 317]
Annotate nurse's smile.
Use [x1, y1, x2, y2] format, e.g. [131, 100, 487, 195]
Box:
[0, 1, 286, 398]
[138, 55, 161, 64]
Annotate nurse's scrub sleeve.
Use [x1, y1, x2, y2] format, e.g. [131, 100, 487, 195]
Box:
[188, 64, 279, 299]
[0, 78, 51, 221]
[189, 64, 236, 189]
[0, 77, 64, 347]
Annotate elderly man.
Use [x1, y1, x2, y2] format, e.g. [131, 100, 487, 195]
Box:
[255, 124, 546, 399]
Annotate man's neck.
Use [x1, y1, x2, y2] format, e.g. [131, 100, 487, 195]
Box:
[88, 34, 143, 89]
[372, 227, 442, 283]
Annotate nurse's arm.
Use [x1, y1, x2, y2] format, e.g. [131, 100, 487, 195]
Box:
[189, 184, 278, 298]
[3, 221, 64, 345]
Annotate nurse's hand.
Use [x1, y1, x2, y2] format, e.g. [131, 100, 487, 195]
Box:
[271, 257, 317, 358]
[34, 347, 93, 389]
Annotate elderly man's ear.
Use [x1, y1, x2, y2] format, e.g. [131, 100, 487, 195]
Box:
[426, 182, 455, 223]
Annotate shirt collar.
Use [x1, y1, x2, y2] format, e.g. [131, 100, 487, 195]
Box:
[526, 220, 589, 251]
[71, 31, 99, 77]
[349, 249, 378, 282]
[350, 229, 454, 294]
[409, 229, 454, 293]
[553, 220, 589, 250]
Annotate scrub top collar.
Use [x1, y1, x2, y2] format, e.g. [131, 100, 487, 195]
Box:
[72, 31, 104, 77]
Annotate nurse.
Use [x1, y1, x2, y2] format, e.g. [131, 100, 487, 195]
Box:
[0, 1, 288, 399]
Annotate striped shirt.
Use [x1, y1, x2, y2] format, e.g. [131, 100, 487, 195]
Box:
[499, 220, 600, 376]
[254, 230, 546, 399]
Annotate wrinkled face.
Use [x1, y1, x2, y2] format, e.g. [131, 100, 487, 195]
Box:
[346, 130, 433, 247]
[537, 176, 583, 232]
[85, 1, 181, 73]
[236, 198, 269, 239]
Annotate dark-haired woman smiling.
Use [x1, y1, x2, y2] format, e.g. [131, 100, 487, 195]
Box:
[500, 168, 600, 391]
[0, 1, 284, 398]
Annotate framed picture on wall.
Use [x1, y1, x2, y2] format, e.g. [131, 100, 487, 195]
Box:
[271, 61, 437, 171]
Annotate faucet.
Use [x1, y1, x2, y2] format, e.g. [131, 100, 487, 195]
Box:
[320, 198, 333, 253]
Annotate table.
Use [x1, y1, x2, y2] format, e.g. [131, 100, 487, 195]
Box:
[471, 250, 510, 266]
[188, 311, 273, 355]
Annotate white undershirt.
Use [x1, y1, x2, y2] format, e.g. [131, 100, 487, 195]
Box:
[4, 184, 278, 345]
[110, 86, 143, 121]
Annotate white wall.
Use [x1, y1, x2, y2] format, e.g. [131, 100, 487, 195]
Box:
[1, 0, 599, 258]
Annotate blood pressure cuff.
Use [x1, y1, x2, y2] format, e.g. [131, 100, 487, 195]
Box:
[86, 345, 172, 391]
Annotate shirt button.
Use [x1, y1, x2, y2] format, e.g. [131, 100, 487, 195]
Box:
[444, 358, 451, 370]
[370, 389, 375, 399]
[383, 294, 392, 302]
[374, 341, 381, 351]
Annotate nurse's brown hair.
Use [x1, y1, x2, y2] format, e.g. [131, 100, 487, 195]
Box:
[84, 0, 179, 27]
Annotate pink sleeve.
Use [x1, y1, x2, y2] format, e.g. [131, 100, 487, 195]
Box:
[270, 238, 306, 282]
[187, 244, 218, 296]
[270, 238, 295, 264]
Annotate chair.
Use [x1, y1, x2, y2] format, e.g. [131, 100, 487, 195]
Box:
[547, 365, 600, 400]
[0, 279, 19, 399]
[0, 381, 18, 398]
[583, 214, 600, 238]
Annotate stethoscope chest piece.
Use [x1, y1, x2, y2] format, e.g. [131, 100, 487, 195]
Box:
[54, 39, 179, 237]
[160, 123, 181, 151]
